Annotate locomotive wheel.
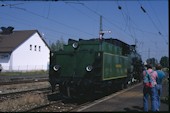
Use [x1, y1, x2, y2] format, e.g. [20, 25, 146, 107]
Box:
[119, 79, 127, 90]
[124, 84, 128, 89]
[120, 83, 125, 90]
[124, 80, 131, 89]
[59, 84, 82, 99]
[103, 86, 112, 94]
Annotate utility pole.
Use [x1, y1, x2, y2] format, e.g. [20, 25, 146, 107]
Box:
[99, 15, 104, 39]
[99, 15, 111, 39]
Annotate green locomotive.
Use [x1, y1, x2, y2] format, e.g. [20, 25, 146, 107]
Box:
[49, 38, 143, 97]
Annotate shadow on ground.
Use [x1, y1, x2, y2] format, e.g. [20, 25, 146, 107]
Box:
[124, 106, 143, 112]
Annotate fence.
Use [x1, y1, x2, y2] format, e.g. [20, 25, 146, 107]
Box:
[0, 65, 49, 72]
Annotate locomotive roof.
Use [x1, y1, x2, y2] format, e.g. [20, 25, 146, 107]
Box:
[68, 38, 135, 56]
[68, 38, 135, 49]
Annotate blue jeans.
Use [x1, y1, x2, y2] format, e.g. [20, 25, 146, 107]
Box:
[156, 84, 162, 110]
[143, 86, 157, 111]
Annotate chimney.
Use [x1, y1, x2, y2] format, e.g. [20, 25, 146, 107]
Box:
[1, 26, 14, 35]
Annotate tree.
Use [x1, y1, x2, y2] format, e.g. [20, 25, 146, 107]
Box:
[160, 56, 169, 68]
[146, 57, 158, 67]
[50, 43, 56, 51]
[50, 38, 65, 51]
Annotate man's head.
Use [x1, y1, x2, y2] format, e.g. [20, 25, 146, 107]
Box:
[156, 64, 162, 70]
[146, 64, 152, 69]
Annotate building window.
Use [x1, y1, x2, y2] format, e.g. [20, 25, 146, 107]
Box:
[34, 45, 37, 51]
[0, 53, 9, 59]
[30, 45, 32, 50]
[39, 46, 41, 52]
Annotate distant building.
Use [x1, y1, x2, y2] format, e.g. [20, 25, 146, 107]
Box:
[0, 27, 50, 72]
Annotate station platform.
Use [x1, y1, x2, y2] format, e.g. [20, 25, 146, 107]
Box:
[74, 82, 169, 112]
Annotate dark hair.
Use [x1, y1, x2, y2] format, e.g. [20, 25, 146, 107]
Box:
[156, 64, 162, 70]
[146, 64, 152, 69]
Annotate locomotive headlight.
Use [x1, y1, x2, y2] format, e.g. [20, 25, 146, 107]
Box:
[86, 65, 93, 72]
[53, 65, 60, 71]
[72, 42, 79, 49]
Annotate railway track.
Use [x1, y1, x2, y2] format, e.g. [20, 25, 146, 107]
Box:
[24, 92, 103, 112]
[23, 83, 138, 112]
[25, 97, 76, 112]
[0, 85, 55, 112]
[0, 85, 78, 112]
[0, 87, 50, 96]
[0, 75, 143, 112]
[0, 77, 48, 85]
[0, 76, 49, 94]
[0, 77, 78, 112]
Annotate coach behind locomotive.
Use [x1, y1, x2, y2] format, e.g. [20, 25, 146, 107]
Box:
[49, 38, 143, 98]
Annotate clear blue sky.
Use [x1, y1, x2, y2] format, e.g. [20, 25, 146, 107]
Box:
[0, 0, 169, 62]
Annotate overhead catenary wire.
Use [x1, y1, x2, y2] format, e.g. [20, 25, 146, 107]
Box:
[148, 1, 167, 35]
[1, 1, 166, 42]
[115, 1, 166, 45]
[1, 1, 168, 46]
[80, 1, 166, 46]
[64, 2, 99, 25]
[113, 1, 168, 38]
[0, 2, 85, 43]
[20, 7, 97, 37]
[116, 0, 129, 33]
[64, 1, 116, 39]
[0, 1, 168, 62]
[1, 2, 97, 38]
[117, 1, 168, 47]
[115, 1, 137, 43]
[46, 2, 51, 19]
[147, 1, 168, 44]
[0, 1, 132, 45]
[0, 2, 24, 7]
[137, 0, 168, 45]
[113, 1, 168, 60]
[80, 2, 137, 42]
[0, 11, 76, 42]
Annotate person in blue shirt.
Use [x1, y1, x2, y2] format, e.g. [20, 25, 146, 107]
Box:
[155, 64, 166, 111]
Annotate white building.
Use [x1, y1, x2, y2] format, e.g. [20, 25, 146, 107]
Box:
[0, 27, 50, 72]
